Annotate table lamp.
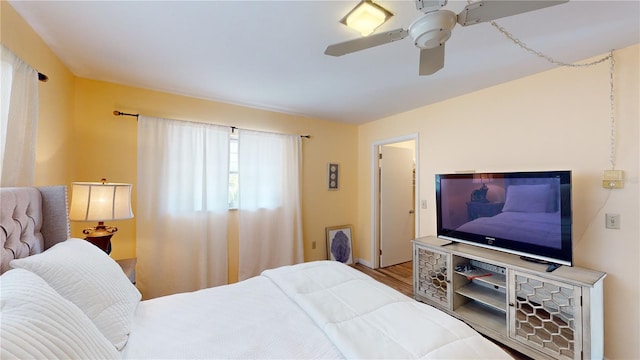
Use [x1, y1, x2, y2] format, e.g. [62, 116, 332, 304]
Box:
[470, 174, 491, 203]
[69, 179, 134, 254]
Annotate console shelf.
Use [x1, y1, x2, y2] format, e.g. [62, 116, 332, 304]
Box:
[455, 282, 506, 312]
[454, 270, 506, 288]
[455, 301, 506, 334]
[413, 236, 606, 360]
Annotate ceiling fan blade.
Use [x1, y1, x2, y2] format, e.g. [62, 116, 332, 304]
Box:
[419, 45, 445, 76]
[324, 28, 409, 56]
[457, 0, 568, 26]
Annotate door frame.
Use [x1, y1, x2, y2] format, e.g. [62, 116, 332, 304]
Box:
[370, 133, 420, 269]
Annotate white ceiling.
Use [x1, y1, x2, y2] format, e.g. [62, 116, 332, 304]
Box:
[9, 0, 639, 125]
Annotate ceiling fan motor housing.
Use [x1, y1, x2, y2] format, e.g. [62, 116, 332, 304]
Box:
[409, 10, 457, 49]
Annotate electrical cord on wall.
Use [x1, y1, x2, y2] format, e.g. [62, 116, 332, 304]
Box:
[481, 5, 621, 244]
[484, 6, 618, 169]
[575, 189, 612, 245]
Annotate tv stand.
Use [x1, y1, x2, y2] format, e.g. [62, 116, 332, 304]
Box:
[413, 236, 606, 360]
[518, 256, 562, 272]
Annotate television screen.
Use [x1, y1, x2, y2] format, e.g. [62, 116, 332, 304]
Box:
[436, 171, 572, 266]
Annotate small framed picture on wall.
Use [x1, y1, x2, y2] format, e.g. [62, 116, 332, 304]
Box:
[328, 163, 339, 190]
[325, 225, 353, 265]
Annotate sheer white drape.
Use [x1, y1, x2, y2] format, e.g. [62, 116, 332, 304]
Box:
[237, 130, 303, 280]
[1, 45, 38, 186]
[137, 116, 229, 298]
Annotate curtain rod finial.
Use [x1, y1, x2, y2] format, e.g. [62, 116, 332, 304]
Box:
[113, 110, 139, 118]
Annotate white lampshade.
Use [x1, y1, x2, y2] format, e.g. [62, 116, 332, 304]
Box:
[69, 182, 134, 222]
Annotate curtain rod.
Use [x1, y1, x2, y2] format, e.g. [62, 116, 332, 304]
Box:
[2, 44, 48, 82]
[230, 126, 310, 139]
[113, 110, 139, 118]
[113, 110, 310, 139]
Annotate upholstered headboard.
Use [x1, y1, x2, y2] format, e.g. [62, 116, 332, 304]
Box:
[0, 186, 70, 273]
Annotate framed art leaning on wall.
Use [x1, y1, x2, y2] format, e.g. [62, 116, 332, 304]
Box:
[325, 225, 353, 264]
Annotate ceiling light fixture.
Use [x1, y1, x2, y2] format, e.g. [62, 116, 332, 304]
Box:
[340, 0, 393, 37]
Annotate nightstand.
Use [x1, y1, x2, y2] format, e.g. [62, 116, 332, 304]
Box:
[466, 202, 504, 221]
[115, 258, 137, 284]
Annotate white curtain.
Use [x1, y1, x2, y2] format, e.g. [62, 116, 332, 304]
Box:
[0, 45, 38, 186]
[237, 130, 303, 280]
[137, 116, 229, 298]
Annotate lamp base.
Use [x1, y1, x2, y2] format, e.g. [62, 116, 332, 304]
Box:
[470, 183, 489, 203]
[85, 234, 113, 254]
[82, 223, 118, 254]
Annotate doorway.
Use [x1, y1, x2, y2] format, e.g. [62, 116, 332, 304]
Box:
[371, 134, 419, 269]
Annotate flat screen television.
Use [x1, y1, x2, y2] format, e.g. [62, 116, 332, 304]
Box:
[435, 170, 572, 266]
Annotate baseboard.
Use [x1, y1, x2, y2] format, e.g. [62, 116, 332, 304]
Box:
[356, 258, 373, 268]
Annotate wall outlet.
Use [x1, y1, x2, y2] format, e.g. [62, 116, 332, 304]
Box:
[312, 241, 316, 250]
[421, 200, 428, 209]
[605, 213, 620, 229]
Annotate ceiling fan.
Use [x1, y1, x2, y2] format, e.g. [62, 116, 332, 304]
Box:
[324, 0, 569, 76]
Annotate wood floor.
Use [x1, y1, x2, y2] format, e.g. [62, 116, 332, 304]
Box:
[352, 261, 532, 360]
[353, 261, 413, 297]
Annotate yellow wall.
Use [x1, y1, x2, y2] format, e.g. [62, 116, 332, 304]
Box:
[5, 1, 640, 357]
[3, 1, 359, 284]
[72, 78, 359, 283]
[357, 44, 639, 359]
[1, 1, 75, 186]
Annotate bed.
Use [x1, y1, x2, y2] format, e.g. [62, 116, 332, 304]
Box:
[1, 186, 513, 359]
[456, 210, 561, 247]
[456, 180, 567, 248]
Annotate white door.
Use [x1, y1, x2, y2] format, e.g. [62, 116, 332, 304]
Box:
[380, 144, 415, 267]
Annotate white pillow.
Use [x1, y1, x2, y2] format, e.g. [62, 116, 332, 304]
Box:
[10, 239, 142, 350]
[0, 268, 119, 359]
[502, 184, 550, 213]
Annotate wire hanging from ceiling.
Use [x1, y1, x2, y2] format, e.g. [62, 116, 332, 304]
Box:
[489, 21, 612, 67]
[487, 14, 617, 169]
[607, 52, 616, 169]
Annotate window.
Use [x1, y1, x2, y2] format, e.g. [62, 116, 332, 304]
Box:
[228, 135, 239, 209]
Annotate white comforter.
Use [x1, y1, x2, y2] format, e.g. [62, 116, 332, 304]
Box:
[122, 261, 511, 359]
[121, 275, 342, 359]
